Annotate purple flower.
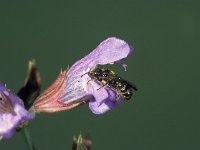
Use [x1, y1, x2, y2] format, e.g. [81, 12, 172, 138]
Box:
[33, 37, 133, 114]
[0, 84, 33, 139]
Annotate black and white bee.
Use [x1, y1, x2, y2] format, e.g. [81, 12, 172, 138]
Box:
[87, 68, 137, 100]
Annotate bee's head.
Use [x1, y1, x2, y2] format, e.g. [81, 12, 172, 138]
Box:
[102, 69, 111, 78]
[88, 68, 103, 80]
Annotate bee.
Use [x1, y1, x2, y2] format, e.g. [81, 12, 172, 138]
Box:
[88, 68, 137, 100]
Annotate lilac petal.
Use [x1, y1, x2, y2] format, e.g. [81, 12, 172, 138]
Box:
[89, 98, 123, 114]
[67, 37, 133, 77]
[59, 37, 133, 106]
[87, 82, 109, 106]
[88, 37, 133, 66]
[0, 84, 33, 139]
[87, 81, 123, 114]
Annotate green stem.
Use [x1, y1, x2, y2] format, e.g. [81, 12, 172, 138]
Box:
[22, 126, 35, 150]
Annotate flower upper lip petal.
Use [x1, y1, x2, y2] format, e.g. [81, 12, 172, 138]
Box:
[67, 37, 133, 77]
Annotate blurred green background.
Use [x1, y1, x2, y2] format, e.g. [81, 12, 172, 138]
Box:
[0, 0, 199, 150]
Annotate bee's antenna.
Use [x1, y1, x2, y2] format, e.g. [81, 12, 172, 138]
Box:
[81, 68, 93, 77]
[81, 72, 89, 77]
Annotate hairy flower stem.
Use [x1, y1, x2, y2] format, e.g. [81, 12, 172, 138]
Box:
[22, 126, 35, 150]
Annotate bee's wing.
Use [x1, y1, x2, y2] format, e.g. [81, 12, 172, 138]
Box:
[128, 81, 138, 91]
[118, 77, 137, 91]
[118, 75, 138, 91]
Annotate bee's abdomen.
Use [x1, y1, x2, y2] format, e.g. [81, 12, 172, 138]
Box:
[121, 89, 133, 100]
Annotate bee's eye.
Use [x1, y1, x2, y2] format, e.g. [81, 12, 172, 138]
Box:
[103, 74, 107, 77]
[94, 72, 100, 77]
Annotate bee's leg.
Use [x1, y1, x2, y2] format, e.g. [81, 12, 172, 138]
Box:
[96, 84, 107, 90]
[121, 90, 133, 100]
[115, 93, 121, 102]
[87, 79, 93, 84]
[114, 89, 130, 101]
[81, 67, 93, 77]
[96, 80, 108, 90]
[81, 72, 89, 77]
